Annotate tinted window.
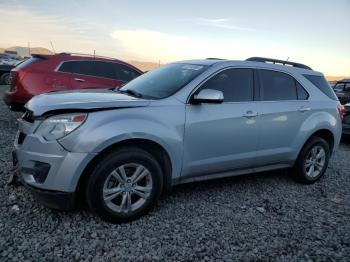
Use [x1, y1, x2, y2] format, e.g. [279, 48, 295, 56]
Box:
[119, 63, 207, 99]
[58, 60, 140, 81]
[303, 74, 338, 100]
[334, 83, 344, 91]
[58, 61, 89, 75]
[200, 69, 253, 102]
[59, 61, 115, 79]
[259, 70, 297, 100]
[296, 82, 309, 100]
[344, 83, 350, 92]
[111, 63, 141, 81]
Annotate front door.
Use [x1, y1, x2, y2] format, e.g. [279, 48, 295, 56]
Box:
[182, 68, 260, 177]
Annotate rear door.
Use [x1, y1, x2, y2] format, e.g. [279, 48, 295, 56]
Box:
[255, 69, 310, 166]
[57, 60, 119, 89]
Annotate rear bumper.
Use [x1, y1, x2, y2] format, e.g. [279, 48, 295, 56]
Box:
[3, 91, 26, 111]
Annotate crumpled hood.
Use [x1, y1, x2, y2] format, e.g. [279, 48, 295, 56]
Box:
[25, 89, 150, 116]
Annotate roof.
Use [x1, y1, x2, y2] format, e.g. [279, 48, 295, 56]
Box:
[174, 57, 319, 75]
[337, 79, 350, 83]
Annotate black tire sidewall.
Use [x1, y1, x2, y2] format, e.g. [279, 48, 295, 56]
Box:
[4, 73, 10, 85]
[86, 147, 163, 223]
[295, 137, 330, 183]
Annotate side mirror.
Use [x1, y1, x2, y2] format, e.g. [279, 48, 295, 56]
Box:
[191, 89, 224, 104]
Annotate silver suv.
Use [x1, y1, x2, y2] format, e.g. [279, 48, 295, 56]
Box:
[13, 57, 343, 222]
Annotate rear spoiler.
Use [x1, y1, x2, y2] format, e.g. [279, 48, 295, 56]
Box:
[31, 54, 48, 59]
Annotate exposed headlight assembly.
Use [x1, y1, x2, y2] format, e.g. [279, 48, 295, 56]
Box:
[35, 113, 87, 141]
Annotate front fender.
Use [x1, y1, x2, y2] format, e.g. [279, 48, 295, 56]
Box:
[59, 106, 185, 180]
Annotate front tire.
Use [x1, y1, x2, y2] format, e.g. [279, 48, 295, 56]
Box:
[86, 147, 163, 223]
[294, 136, 330, 184]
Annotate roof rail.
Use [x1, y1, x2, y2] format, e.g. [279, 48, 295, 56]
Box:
[205, 57, 226, 60]
[338, 79, 350, 83]
[246, 57, 312, 70]
[57, 52, 118, 61]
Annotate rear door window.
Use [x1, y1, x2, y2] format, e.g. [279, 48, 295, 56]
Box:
[58, 60, 141, 81]
[58, 60, 115, 79]
[296, 82, 309, 100]
[259, 70, 298, 101]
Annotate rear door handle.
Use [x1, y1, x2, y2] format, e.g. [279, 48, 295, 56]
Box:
[243, 111, 258, 118]
[298, 106, 311, 112]
[74, 78, 85, 82]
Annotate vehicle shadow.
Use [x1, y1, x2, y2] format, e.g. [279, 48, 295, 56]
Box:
[341, 135, 350, 146]
[168, 168, 293, 196]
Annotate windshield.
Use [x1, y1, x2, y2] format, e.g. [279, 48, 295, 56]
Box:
[119, 63, 208, 99]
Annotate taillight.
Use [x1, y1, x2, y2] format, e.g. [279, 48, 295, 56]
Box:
[337, 104, 345, 120]
[9, 71, 18, 91]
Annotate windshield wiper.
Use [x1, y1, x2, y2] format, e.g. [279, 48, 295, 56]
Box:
[118, 89, 143, 98]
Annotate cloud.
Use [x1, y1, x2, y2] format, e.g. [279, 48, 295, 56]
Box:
[194, 17, 255, 31]
[0, 4, 348, 75]
[110, 29, 244, 62]
[109, 29, 271, 62]
[0, 5, 109, 55]
[110, 30, 193, 61]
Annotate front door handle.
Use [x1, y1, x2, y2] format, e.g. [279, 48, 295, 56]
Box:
[74, 78, 85, 82]
[243, 111, 258, 118]
[298, 106, 311, 112]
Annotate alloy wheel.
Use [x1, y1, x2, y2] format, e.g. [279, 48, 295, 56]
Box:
[304, 145, 326, 178]
[102, 163, 153, 213]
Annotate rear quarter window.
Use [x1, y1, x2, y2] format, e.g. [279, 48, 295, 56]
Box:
[303, 74, 338, 100]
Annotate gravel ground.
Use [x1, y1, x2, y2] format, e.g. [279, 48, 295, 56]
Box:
[0, 84, 350, 261]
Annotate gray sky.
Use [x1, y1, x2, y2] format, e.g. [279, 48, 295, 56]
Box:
[0, 0, 349, 75]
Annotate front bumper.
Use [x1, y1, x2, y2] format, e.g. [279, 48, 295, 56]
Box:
[22, 181, 76, 210]
[14, 120, 97, 194]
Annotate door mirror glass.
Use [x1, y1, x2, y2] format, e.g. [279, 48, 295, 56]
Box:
[191, 89, 224, 104]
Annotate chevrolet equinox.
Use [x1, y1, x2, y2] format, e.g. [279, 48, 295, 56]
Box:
[13, 57, 343, 223]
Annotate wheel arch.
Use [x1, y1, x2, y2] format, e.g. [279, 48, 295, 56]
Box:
[76, 138, 173, 203]
[300, 128, 335, 156]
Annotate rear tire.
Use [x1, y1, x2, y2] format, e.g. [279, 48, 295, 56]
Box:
[293, 136, 330, 184]
[0, 73, 10, 85]
[85, 147, 163, 223]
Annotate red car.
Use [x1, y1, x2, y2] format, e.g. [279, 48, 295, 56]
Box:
[3, 53, 143, 111]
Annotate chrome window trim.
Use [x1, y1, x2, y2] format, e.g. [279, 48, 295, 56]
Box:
[186, 66, 310, 104]
[257, 67, 310, 102]
[54, 60, 141, 81]
[186, 66, 256, 104]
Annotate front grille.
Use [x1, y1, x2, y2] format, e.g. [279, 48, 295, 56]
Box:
[22, 110, 34, 123]
[17, 132, 26, 145]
